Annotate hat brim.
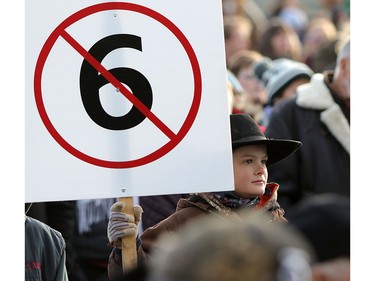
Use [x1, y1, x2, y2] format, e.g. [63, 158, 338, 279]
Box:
[232, 138, 301, 166]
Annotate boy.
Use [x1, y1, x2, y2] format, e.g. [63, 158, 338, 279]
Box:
[107, 113, 301, 279]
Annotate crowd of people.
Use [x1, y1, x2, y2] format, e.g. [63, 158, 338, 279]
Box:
[25, 1, 351, 280]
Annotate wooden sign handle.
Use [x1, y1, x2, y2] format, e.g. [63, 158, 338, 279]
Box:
[119, 197, 137, 273]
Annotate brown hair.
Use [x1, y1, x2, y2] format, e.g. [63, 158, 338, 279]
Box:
[228, 50, 264, 76]
[257, 18, 302, 62]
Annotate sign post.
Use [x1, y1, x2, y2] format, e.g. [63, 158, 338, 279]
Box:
[119, 197, 137, 272]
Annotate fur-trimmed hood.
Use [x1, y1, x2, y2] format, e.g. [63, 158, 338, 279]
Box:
[296, 73, 350, 154]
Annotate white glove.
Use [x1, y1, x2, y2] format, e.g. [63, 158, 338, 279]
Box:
[107, 201, 143, 248]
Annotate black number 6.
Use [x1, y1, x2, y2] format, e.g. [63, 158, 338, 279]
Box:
[80, 34, 153, 130]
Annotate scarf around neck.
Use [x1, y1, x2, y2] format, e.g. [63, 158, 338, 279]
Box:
[213, 191, 259, 208]
[196, 191, 259, 216]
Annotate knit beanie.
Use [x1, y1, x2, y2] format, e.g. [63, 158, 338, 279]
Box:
[253, 58, 313, 105]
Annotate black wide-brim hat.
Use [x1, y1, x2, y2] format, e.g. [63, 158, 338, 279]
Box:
[230, 114, 302, 166]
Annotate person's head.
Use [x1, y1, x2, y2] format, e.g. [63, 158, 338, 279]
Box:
[308, 39, 337, 72]
[224, 15, 254, 63]
[287, 193, 350, 281]
[147, 212, 314, 281]
[257, 18, 303, 62]
[333, 37, 350, 99]
[228, 50, 268, 111]
[230, 114, 301, 198]
[320, 0, 349, 29]
[222, 0, 245, 16]
[275, 0, 309, 38]
[302, 17, 338, 63]
[253, 57, 313, 106]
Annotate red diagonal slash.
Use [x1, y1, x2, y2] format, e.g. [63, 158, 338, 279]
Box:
[61, 29, 176, 140]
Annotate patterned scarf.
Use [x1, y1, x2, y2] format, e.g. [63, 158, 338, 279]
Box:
[213, 191, 259, 208]
[197, 191, 259, 217]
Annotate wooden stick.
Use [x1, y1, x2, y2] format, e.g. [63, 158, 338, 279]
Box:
[119, 197, 137, 273]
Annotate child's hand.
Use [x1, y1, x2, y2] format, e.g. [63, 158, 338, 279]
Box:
[107, 201, 143, 248]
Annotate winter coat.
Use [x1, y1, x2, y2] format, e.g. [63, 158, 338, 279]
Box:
[25, 216, 69, 281]
[265, 72, 350, 211]
[139, 194, 188, 230]
[108, 183, 286, 280]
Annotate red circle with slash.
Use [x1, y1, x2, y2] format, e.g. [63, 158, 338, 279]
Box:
[34, 2, 202, 168]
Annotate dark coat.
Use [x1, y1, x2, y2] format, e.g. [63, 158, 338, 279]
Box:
[265, 73, 350, 211]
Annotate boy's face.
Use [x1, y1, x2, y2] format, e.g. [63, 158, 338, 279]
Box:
[232, 144, 268, 198]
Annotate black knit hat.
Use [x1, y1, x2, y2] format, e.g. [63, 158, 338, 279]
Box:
[230, 114, 301, 166]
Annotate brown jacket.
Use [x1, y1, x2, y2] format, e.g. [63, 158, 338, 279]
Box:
[108, 183, 285, 280]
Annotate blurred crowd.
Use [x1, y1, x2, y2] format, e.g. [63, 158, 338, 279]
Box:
[25, 1, 350, 281]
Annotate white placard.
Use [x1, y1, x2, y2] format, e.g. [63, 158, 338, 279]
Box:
[25, 0, 233, 202]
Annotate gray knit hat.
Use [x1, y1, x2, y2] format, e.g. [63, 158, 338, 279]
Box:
[253, 58, 313, 105]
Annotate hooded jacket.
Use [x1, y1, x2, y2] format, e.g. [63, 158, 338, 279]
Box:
[265, 72, 350, 210]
